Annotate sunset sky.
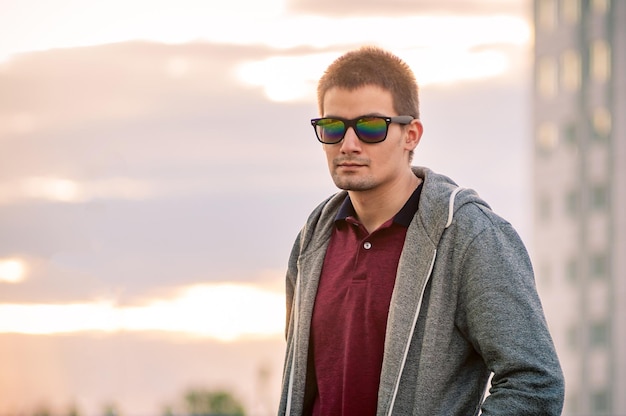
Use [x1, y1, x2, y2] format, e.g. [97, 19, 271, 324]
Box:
[0, 0, 534, 414]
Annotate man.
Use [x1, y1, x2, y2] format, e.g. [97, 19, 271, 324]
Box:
[279, 46, 564, 416]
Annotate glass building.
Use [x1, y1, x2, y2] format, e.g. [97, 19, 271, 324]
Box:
[533, 0, 625, 414]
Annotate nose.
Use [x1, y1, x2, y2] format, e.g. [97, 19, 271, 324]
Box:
[339, 126, 362, 153]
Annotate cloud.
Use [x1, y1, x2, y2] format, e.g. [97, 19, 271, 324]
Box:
[0, 42, 265, 137]
[0, 41, 327, 195]
[0, 258, 27, 283]
[0, 0, 287, 61]
[0, 40, 531, 306]
[0, 282, 284, 341]
[286, 0, 528, 16]
[0, 176, 157, 204]
[0, 252, 112, 303]
[237, 41, 525, 102]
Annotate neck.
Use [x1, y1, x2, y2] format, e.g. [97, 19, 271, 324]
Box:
[348, 170, 421, 233]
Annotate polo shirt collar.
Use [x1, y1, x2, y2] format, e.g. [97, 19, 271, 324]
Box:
[335, 183, 423, 227]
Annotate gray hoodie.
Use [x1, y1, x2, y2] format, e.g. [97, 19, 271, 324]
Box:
[279, 166, 564, 415]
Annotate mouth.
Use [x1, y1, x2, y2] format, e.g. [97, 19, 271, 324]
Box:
[336, 160, 368, 169]
[336, 164, 366, 172]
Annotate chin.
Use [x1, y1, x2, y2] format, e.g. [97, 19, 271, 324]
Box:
[332, 175, 377, 192]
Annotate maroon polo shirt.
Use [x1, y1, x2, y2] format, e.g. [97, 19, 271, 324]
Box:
[307, 184, 422, 416]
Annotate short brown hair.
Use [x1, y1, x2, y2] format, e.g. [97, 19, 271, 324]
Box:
[317, 46, 420, 118]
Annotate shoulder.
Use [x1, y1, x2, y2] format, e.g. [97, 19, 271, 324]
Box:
[302, 191, 346, 230]
[449, 199, 526, 254]
[453, 199, 509, 234]
[293, 191, 347, 255]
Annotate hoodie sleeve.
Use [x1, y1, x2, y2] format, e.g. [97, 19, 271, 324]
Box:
[285, 230, 302, 339]
[457, 218, 565, 415]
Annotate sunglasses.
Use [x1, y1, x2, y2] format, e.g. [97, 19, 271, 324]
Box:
[310, 115, 414, 144]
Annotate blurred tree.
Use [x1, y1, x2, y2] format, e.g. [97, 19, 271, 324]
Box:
[183, 388, 245, 416]
[101, 402, 121, 416]
[161, 404, 176, 416]
[65, 403, 82, 416]
[32, 405, 52, 416]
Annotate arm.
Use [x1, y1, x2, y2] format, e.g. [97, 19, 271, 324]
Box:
[457, 222, 564, 415]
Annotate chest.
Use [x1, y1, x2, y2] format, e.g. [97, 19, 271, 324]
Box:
[313, 219, 408, 327]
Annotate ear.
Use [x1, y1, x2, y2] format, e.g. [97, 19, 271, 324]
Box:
[404, 119, 423, 151]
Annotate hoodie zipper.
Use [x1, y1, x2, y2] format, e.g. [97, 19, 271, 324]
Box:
[386, 186, 461, 415]
[385, 250, 437, 416]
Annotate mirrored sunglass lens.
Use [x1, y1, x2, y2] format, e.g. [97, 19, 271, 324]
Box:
[317, 119, 346, 143]
[355, 117, 387, 142]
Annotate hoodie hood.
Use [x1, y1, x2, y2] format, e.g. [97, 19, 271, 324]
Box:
[411, 166, 489, 242]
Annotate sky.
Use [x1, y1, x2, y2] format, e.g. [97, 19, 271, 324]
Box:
[0, 0, 533, 414]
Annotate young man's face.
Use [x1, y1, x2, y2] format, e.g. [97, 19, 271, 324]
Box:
[321, 85, 421, 194]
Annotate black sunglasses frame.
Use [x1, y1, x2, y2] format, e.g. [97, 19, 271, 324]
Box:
[310, 115, 415, 144]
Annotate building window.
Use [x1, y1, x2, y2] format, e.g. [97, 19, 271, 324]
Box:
[567, 324, 579, 349]
[591, 388, 611, 414]
[538, 194, 552, 221]
[561, 49, 581, 91]
[563, 121, 578, 145]
[538, 56, 558, 97]
[566, 257, 579, 283]
[590, 320, 609, 347]
[592, 0, 610, 14]
[561, 0, 580, 24]
[590, 252, 608, 279]
[537, 122, 559, 152]
[593, 107, 612, 138]
[566, 190, 579, 217]
[590, 184, 609, 210]
[591, 39, 611, 83]
[538, 0, 557, 30]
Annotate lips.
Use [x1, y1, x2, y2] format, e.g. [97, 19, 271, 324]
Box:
[335, 159, 368, 168]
